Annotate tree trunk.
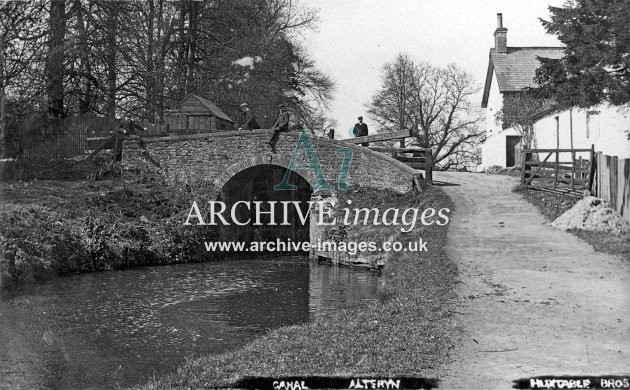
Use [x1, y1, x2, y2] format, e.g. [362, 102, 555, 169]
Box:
[422, 126, 432, 167]
[48, 0, 66, 118]
[104, 5, 116, 118]
[399, 62, 410, 148]
[521, 125, 533, 149]
[184, 0, 198, 95]
[145, 0, 155, 122]
[0, 33, 6, 158]
[155, 0, 167, 121]
[75, 0, 92, 114]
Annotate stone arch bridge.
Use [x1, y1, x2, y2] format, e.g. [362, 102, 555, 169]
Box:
[122, 129, 423, 195]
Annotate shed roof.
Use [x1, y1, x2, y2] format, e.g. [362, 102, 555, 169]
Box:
[482, 47, 564, 108]
[177, 93, 234, 123]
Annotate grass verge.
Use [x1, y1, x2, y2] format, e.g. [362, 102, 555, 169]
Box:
[0, 175, 222, 289]
[513, 186, 630, 259]
[134, 186, 458, 389]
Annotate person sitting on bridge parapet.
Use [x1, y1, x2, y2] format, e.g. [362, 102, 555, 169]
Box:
[119, 116, 148, 138]
[120, 116, 148, 150]
[353, 116, 369, 146]
[238, 103, 260, 131]
[268, 104, 290, 153]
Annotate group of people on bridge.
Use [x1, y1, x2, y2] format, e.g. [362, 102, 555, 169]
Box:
[237, 103, 289, 154]
[105, 103, 370, 158]
[237, 103, 370, 152]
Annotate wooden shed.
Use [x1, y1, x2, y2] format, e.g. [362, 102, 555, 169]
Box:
[164, 94, 235, 133]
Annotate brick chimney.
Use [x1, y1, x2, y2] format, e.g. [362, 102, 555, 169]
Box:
[494, 13, 508, 53]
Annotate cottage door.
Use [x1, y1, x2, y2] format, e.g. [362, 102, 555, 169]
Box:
[505, 136, 522, 167]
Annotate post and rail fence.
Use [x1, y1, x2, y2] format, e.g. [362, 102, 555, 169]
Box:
[367, 146, 433, 185]
[520, 145, 630, 222]
[346, 129, 433, 184]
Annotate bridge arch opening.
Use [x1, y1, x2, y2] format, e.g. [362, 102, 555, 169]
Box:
[220, 164, 313, 248]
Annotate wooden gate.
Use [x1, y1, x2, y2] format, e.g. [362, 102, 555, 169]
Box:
[520, 146, 595, 194]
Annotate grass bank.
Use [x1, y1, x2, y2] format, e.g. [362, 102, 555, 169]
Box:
[0, 174, 222, 289]
[135, 186, 458, 389]
[514, 186, 630, 258]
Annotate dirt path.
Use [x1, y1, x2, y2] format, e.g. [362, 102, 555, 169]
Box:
[435, 172, 630, 389]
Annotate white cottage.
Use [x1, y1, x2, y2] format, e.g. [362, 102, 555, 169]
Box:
[479, 14, 564, 169]
[532, 104, 630, 160]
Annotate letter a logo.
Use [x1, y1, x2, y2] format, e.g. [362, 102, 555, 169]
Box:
[275, 131, 333, 190]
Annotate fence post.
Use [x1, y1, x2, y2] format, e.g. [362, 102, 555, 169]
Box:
[520, 148, 527, 186]
[554, 149, 559, 189]
[622, 158, 630, 221]
[589, 145, 596, 194]
[425, 148, 433, 185]
[570, 150, 575, 189]
[610, 156, 619, 210]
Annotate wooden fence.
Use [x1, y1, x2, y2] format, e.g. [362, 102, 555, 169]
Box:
[3, 114, 169, 161]
[4, 116, 90, 160]
[595, 153, 630, 221]
[345, 129, 433, 184]
[520, 146, 595, 193]
[368, 146, 433, 184]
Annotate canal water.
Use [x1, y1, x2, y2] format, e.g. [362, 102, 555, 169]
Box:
[0, 257, 380, 389]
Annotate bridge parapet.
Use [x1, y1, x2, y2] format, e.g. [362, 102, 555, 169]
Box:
[122, 130, 421, 195]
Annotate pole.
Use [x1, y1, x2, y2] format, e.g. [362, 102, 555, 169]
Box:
[589, 145, 596, 194]
[555, 116, 559, 189]
[555, 116, 560, 150]
[569, 108, 574, 149]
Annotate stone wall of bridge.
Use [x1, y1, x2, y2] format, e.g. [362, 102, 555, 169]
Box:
[122, 129, 421, 194]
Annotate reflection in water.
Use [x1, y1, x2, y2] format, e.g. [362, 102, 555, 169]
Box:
[0, 257, 379, 389]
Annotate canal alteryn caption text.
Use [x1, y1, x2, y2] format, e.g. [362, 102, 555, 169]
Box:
[272, 378, 403, 390]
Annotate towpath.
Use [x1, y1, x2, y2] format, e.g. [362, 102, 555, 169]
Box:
[435, 172, 630, 389]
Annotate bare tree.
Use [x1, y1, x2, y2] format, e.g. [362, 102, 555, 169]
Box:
[193, 1, 333, 129]
[367, 54, 415, 147]
[0, 1, 47, 156]
[367, 54, 483, 170]
[47, 0, 67, 118]
[1, 0, 333, 131]
[285, 45, 335, 132]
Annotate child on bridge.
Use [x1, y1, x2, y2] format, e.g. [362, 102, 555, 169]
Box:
[238, 103, 260, 131]
[268, 104, 290, 153]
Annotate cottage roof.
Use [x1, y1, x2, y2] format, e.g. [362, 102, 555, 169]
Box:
[481, 47, 564, 108]
[179, 93, 234, 123]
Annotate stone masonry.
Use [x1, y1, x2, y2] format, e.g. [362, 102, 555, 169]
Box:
[122, 129, 422, 269]
[122, 129, 421, 195]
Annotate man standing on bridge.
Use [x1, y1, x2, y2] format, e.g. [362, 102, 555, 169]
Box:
[353, 116, 369, 146]
[238, 103, 260, 131]
[268, 104, 290, 153]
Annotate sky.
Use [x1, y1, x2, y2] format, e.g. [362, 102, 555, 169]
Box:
[300, 0, 565, 138]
